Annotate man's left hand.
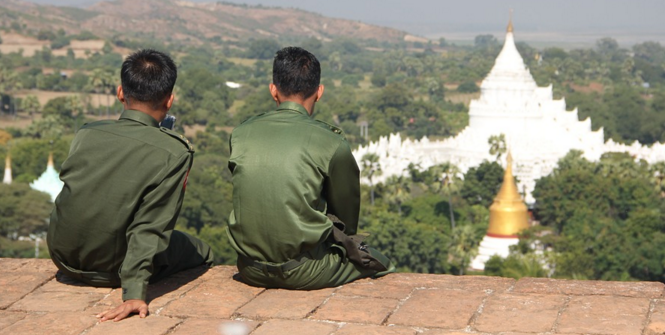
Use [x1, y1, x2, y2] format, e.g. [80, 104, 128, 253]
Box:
[96, 299, 148, 322]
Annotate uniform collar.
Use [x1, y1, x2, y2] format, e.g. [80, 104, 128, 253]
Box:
[119, 109, 160, 128]
[275, 101, 310, 116]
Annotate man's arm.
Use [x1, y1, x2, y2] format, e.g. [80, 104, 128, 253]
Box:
[324, 140, 361, 235]
[99, 152, 192, 322]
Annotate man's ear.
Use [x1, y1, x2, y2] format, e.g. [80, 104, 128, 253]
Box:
[269, 83, 280, 104]
[165, 93, 175, 111]
[315, 84, 324, 102]
[116, 85, 125, 103]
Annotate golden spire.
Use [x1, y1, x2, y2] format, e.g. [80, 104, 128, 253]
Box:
[4, 154, 9, 170]
[486, 151, 529, 237]
[48, 151, 54, 169]
[507, 9, 514, 33]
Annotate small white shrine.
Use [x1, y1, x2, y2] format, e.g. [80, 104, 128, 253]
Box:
[30, 152, 63, 202]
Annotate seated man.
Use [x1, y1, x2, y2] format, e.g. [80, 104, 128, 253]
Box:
[227, 46, 395, 289]
[47, 49, 213, 322]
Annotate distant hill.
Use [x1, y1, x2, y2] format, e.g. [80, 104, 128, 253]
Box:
[0, 0, 411, 45]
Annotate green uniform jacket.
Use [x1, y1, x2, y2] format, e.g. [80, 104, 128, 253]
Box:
[47, 110, 194, 301]
[227, 101, 360, 263]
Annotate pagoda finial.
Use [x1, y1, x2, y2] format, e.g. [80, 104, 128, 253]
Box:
[48, 151, 54, 169]
[507, 9, 514, 33]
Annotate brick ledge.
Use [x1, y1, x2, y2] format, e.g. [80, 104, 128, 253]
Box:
[1, 258, 664, 335]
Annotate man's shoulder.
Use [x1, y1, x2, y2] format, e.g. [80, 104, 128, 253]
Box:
[159, 127, 194, 153]
[313, 119, 345, 137]
[78, 121, 193, 154]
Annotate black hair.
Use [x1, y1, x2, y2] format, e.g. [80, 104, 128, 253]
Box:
[120, 49, 177, 107]
[272, 46, 320, 99]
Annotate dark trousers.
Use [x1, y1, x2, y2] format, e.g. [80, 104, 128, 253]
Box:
[51, 230, 214, 288]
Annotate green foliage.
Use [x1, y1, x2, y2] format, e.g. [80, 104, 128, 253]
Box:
[532, 150, 665, 281]
[0, 183, 52, 238]
[246, 39, 281, 59]
[457, 80, 479, 93]
[461, 161, 504, 207]
[360, 209, 450, 273]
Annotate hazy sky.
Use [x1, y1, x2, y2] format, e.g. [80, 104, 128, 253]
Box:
[23, 0, 665, 45]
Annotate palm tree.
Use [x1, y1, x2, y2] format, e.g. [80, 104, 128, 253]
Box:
[361, 153, 382, 205]
[383, 175, 411, 216]
[448, 225, 478, 275]
[488, 134, 507, 162]
[428, 163, 462, 229]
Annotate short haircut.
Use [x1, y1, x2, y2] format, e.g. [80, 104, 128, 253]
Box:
[272, 46, 320, 99]
[120, 49, 177, 106]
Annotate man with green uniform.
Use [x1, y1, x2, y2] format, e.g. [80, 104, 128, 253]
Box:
[47, 49, 213, 322]
[227, 46, 394, 289]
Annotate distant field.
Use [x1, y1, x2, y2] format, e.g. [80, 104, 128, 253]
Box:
[14, 90, 116, 108]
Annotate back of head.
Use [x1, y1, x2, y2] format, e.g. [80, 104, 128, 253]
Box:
[121, 49, 177, 107]
[272, 47, 321, 99]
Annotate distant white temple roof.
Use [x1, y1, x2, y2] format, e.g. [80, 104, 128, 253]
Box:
[353, 25, 665, 203]
[30, 152, 63, 202]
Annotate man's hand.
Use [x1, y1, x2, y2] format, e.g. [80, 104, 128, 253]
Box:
[96, 299, 148, 322]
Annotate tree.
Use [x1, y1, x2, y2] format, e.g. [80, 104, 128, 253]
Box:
[427, 163, 462, 229]
[20, 95, 41, 119]
[0, 183, 52, 239]
[488, 134, 507, 161]
[246, 39, 281, 60]
[0, 68, 22, 117]
[361, 153, 382, 205]
[461, 161, 504, 207]
[448, 225, 478, 275]
[383, 175, 411, 216]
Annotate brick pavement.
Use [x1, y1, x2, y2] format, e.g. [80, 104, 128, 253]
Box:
[1, 258, 664, 335]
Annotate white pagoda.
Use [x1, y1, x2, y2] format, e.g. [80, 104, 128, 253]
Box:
[30, 152, 63, 202]
[353, 20, 665, 203]
[3, 154, 11, 185]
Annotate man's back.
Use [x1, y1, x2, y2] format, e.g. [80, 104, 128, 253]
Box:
[228, 102, 359, 263]
[49, 110, 192, 274]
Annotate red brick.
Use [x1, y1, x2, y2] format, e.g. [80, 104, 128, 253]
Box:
[514, 277, 665, 298]
[39, 277, 113, 294]
[336, 280, 414, 300]
[237, 288, 334, 319]
[311, 295, 399, 324]
[0, 311, 96, 335]
[558, 295, 650, 335]
[644, 300, 665, 335]
[474, 293, 566, 333]
[170, 318, 259, 335]
[335, 324, 417, 335]
[0, 272, 55, 309]
[251, 320, 338, 335]
[383, 273, 515, 292]
[9, 290, 105, 312]
[0, 310, 26, 329]
[84, 315, 181, 335]
[160, 275, 264, 318]
[388, 288, 486, 329]
[0, 258, 57, 274]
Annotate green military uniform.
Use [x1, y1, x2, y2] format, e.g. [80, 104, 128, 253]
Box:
[48, 110, 213, 302]
[227, 101, 394, 289]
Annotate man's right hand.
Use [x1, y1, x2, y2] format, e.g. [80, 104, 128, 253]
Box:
[96, 299, 148, 322]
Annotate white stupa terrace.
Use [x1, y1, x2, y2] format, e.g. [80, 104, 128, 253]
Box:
[30, 152, 63, 202]
[353, 23, 665, 203]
